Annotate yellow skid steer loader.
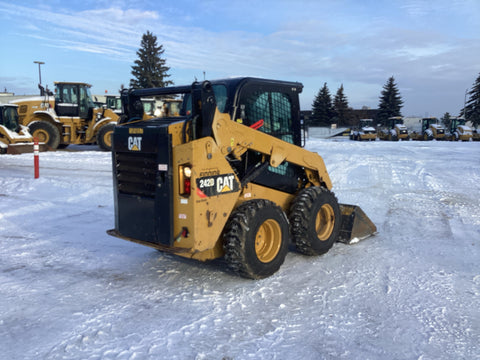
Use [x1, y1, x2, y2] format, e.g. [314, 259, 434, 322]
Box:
[108, 78, 376, 279]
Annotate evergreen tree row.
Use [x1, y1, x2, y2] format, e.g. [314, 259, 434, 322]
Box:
[310, 76, 403, 127]
[126, 30, 480, 131]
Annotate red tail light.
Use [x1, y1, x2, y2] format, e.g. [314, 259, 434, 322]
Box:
[179, 164, 192, 196]
[184, 178, 191, 195]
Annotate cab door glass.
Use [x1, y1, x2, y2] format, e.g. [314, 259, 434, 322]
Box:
[2, 107, 19, 131]
[240, 90, 293, 144]
[79, 86, 89, 118]
[239, 87, 297, 179]
[55, 84, 80, 117]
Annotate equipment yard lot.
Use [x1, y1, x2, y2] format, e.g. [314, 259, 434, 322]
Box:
[1, 139, 479, 359]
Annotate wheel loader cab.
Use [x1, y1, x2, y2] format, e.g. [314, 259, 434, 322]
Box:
[54, 82, 95, 120]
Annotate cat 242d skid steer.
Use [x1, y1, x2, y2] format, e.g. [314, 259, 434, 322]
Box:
[108, 78, 376, 279]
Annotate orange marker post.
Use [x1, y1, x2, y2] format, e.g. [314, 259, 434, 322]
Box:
[34, 138, 39, 179]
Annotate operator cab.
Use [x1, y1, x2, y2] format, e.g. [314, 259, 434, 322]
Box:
[54, 82, 95, 119]
[422, 117, 438, 132]
[106, 95, 122, 114]
[450, 117, 466, 131]
[0, 104, 20, 132]
[179, 78, 302, 145]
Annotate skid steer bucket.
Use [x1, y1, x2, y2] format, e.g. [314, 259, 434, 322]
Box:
[338, 204, 377, 244]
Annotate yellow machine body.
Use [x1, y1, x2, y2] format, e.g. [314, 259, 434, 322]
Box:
[11, 82, 119, 150]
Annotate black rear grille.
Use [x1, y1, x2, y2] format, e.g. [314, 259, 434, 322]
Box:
[115, 152, 157, 197]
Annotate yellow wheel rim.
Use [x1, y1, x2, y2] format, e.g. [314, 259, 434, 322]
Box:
[255, 219, 282, 263]
[315, 204, 335, 241]
[103, 130, 113, 148]
[33, 129, 49, 143]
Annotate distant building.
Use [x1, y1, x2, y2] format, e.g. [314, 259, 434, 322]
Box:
[350, 108, 380, 124]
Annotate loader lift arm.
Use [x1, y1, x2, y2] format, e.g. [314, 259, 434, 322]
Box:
[211, 109, 332, 189]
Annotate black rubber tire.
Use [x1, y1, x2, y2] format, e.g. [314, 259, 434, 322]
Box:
[29, 121, 61, 149]
[223, 199, 290, 279]
[289, 186, 341, 256]
[97, 123, 116, 151]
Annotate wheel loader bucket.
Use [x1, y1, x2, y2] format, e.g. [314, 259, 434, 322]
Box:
[338, 204, 377, 244]
[6, 143, 48, 155]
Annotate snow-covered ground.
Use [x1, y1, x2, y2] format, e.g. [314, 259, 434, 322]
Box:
[1, 139, 479, 360]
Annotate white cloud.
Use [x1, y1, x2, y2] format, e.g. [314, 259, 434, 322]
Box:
[79, 8, 159, 25]
[0, 2, 156, 57]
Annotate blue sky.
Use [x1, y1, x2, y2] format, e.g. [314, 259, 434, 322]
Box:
[1, 0, 479, 117]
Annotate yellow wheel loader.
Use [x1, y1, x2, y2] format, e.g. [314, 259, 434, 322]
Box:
[11, 82, 119, 151]
[0, 104, 47, 154]
[108, 78, 376, 279]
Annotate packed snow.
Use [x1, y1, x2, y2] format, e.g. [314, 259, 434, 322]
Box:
[0, 139, 479, 360]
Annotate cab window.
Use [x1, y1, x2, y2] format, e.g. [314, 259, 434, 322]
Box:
[2, 107, 19, 131]
[237, 85, 300, 186]
[239, 90, 293, 144]
[180, 84, 227, 116]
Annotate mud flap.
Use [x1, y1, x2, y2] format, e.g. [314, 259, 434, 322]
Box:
[6, 143, 48, 155]
[337, 204, 377, 244]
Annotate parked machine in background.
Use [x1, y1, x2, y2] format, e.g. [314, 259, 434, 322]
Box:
[473, 128, 480, 141]
[108, 78, 377, 279]
[350, 119, 377, 141]
[105, 95, 122, 115]
[11, 82, 119, 151]
[411, 117, 445, 141]
[106, 95, 160, 120]
[141, 98, 157, 117]
[0, 104, 48, 154]
[378, 116, 409, 141]
[446, 117, 473, 141]
[156, 99, 182, 117]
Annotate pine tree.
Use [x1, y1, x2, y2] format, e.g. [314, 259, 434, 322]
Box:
[461, 72, 480, 128]
[311, 83, 333, 126]
[130, 31, 173, 89]
[377, 76, 403, 125]
[333, 84, 351, 126]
